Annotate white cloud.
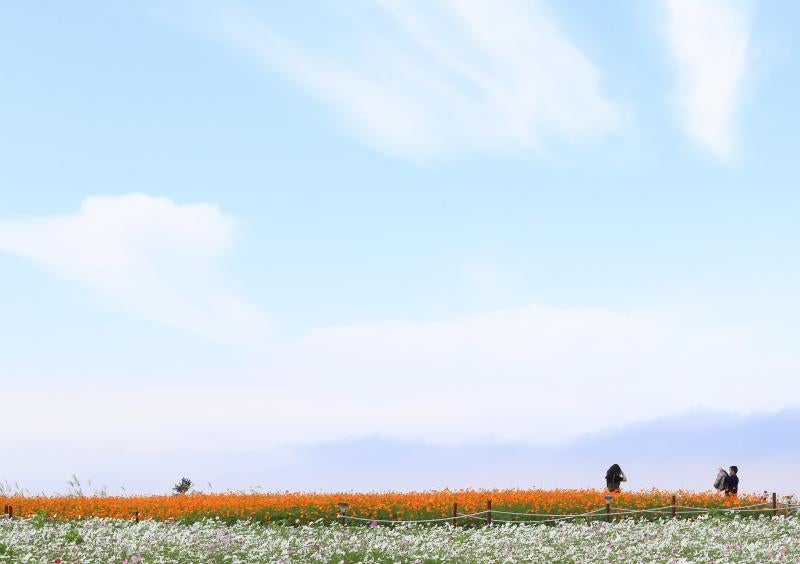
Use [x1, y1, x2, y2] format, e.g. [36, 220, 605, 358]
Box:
[261, 305, 795, 445]
[3, 201, 797, 459]
[7, 304, 797, 455]
[207, 0, 621, 158]
[665, 0, 751, 159]
[0, 194, 269, 346]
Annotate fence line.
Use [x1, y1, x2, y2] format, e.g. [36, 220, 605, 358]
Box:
[341, 512, 487, 525]
[2, 494, 795, 525]
[337, 494, 795, 526]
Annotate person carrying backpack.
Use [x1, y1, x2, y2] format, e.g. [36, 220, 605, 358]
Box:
[723, 466, 739, 495]
[713, 465, 739, 495]
[605, 464, 627, 492]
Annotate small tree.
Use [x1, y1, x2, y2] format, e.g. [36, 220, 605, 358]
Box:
[173, 477, 192, 495]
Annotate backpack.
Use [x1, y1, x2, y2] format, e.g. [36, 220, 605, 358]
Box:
[713, 468, 728, 491]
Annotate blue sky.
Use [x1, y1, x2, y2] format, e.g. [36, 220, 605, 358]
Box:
[2, 0, 800, 492]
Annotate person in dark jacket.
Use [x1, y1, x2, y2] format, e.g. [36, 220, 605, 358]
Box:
[605, 464, 627, 492]
[723, 466, 739, 496]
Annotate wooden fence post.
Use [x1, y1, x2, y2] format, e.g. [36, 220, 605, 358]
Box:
[671, 495, 676, 518]
[486, 499, 492, 526]
[605, 502, 611, 522]
[7, 506, 11, 519]
[773, 492, 777, 516]
[135, 510, 139, 523]
[452, 502, 458, 527]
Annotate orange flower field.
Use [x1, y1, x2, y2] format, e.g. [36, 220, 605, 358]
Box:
[0, 489, 768, 524]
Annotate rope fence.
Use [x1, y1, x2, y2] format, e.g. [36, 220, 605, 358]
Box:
[2, 495, 798, 526]
[335, 493, 799, 526]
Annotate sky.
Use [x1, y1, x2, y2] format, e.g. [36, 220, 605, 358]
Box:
[2, 0, 800, 494]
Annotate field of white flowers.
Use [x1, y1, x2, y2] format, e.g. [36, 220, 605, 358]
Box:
[1, 515, 798, 562]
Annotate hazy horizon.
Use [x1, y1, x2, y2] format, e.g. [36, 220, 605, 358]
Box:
[4, 408, 797, 495]
[3, 1, 800, 497]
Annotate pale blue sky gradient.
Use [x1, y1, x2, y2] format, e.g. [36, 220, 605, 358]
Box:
[1, 0, 799, 492]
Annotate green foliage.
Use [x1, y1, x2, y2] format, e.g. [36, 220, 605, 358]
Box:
[64, 526, 84, 544]
[30, 510, 49, 530]
[172, 477, 192, 495]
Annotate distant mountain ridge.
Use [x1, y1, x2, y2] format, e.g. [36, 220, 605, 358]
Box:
[6, 408, 799, 494]
[222, 408, 800, 492]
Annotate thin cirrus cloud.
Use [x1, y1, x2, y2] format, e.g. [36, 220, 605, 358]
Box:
[206, 0, 622, 158]
[664, 0, 751, 160]
[0, 194, 270, 347]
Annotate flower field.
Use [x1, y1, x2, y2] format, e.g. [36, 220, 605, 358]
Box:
[1, 515, 800, 562]
[0, 489, 773, 524]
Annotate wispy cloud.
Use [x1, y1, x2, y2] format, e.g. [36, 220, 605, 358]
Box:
[3, 198, 798, 454]
[10, 303, 795, 457]
[0, 194, 269, 346]
[205, 0, 622, 158]
[664, 0, 751, 159]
